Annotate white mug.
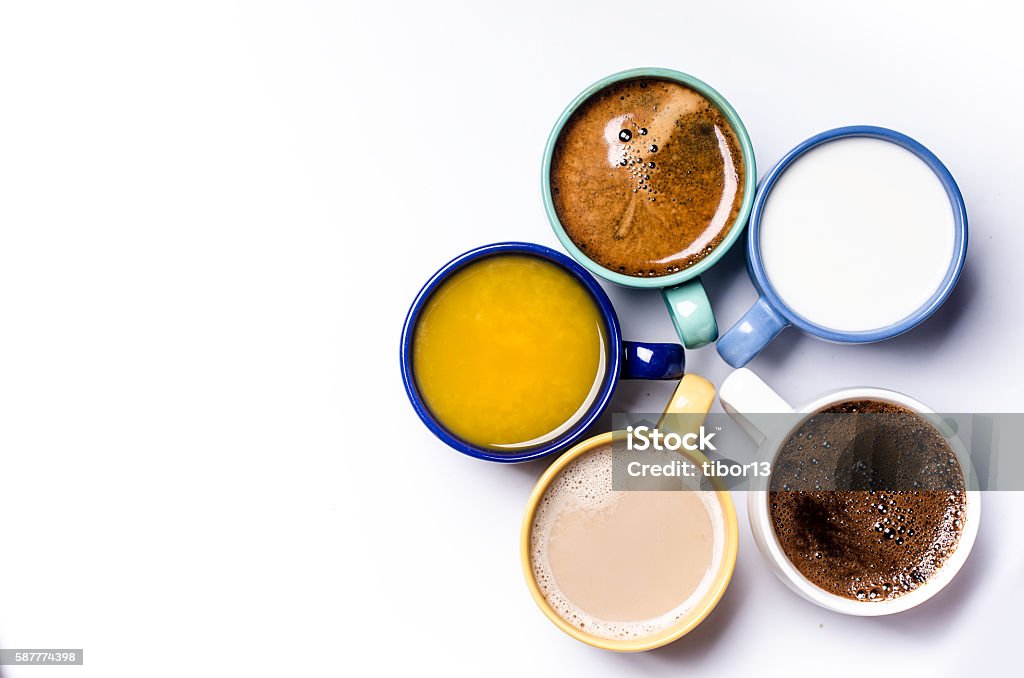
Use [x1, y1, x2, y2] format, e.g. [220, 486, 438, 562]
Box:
[719, 368, 981, 616]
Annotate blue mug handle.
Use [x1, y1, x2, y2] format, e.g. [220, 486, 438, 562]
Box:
[716, 297, 790, 368]
[622, 341, 685, 379]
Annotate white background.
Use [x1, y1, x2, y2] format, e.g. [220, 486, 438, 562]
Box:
[1, 1, 1021, 676]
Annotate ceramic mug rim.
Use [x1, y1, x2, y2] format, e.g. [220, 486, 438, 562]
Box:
[541, 67, 757, 289]
[746, 125, 969, 343]
[520, 430, 740, 651]
[400, 241, 623, 463]
[747, 386, 981, 616]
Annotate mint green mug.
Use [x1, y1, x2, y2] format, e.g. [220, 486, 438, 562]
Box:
[541, 67, 756, 348]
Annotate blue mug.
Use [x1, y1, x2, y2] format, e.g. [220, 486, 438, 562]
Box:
[400, 242, 685, 463]
[717, 126, 968, 367]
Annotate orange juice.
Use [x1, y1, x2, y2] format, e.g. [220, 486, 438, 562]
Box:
[412, 254, 608, 451]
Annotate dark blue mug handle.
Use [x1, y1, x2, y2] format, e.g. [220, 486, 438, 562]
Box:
[622, 341, 685, 379]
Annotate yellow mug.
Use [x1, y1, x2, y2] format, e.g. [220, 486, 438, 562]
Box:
[519, 374, 739, 652]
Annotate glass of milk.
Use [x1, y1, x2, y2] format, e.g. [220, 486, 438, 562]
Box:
[716, 126, 968, 368]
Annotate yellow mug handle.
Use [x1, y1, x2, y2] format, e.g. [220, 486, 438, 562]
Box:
[657, 373, 715, 436]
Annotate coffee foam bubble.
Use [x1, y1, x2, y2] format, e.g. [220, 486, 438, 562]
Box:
[529, 445, 725, 640]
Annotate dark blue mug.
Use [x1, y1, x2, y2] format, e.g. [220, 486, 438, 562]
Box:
[400, 242, 685, 463]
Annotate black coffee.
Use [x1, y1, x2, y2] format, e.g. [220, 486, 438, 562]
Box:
[769, 400, 966, 602]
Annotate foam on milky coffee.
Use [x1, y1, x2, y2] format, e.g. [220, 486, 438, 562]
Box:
[529, 443, 725, 640]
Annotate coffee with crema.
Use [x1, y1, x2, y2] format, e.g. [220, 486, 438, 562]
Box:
[550, 78, 746, 277]
[769, 400, 967, 602]
[529, 442, 725, 640]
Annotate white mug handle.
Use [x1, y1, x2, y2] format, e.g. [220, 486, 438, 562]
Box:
[719, 368, 796, 445]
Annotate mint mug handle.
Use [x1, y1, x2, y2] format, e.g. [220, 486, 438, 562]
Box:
[716, 296, 791, 368]
[621, 341, 685, 380]
[661, 277, 718, 349]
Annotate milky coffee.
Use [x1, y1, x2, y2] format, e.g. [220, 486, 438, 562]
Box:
[529, 443, 725, 640]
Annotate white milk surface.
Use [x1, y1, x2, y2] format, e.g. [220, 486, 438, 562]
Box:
[759, 137, 955, 332]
